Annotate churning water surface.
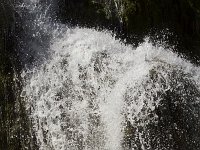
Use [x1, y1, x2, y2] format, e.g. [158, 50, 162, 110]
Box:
[19, 0, 200, 150]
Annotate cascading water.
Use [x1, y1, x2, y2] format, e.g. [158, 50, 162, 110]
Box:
[19, 0, 200, 150]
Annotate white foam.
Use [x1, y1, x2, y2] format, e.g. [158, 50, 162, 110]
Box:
[21, 27, 200, 150]
[20, 1, 200, 150]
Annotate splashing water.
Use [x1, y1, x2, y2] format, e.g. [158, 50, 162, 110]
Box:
[19, 1, 200, 150]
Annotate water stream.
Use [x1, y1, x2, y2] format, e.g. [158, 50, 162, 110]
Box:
[19, 0, 200, 149]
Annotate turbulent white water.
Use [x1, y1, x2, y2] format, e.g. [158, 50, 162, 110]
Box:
[20, 1, 200, 150]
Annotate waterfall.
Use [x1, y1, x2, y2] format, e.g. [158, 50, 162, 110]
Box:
[19, 0, 200, 150]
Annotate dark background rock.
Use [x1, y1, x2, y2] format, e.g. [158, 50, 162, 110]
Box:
[0, 0, 38, 149]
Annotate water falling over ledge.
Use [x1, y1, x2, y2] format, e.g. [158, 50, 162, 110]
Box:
[17, 0, 200, 150]
[20, 28, 200, 150]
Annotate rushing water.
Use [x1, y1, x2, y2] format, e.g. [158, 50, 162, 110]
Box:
[19, 0, 200, 150]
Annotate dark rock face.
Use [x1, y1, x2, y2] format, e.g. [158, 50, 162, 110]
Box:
[0, 1, 38, 149]
[57, 0, 111, 27]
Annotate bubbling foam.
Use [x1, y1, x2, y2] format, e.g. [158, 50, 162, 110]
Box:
[21, 27, 200, 150]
